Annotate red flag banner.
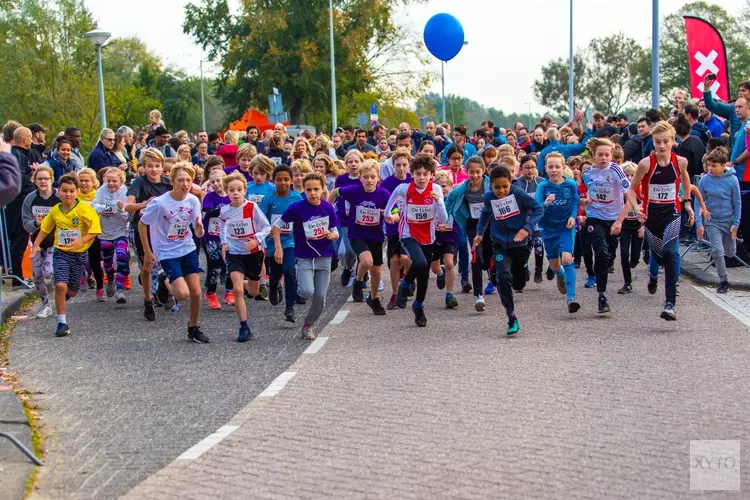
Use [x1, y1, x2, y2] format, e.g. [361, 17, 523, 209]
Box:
[684, 16, 729, 102]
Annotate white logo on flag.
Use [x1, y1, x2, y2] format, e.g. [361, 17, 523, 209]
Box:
[693, 50, 721, 96]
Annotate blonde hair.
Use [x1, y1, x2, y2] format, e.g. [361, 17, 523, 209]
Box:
[149, 109, 162, 122]
[497, 156, 517, 170]
[177, 144, 192, 162]
[433, 170, 454, 187]
[169, 162, 195, 185]
[314, 154, 340, 176]
[209, 168, 226, 181]
[620, 161, 638, 176]
[32, 165, 54, 182]
[563, 167, 574, 179]
[315, 134, 333, 150]
[224, 130, 239, 146]
[291, 158, 313, 174]
[585, 137, 615, 155]
[236, 143, 257, 162]
[292, 137, 314, 157]
[175, 130, 188, 141]
[391, 148, 411, 164]
[333, 159, 346, 174]
[140, 148, 165, 166]
[77, 168, 100, 189]
[497, 144, 515, 157]
[344, 149, 365, 164]
[222, 172, 247, 191]
[250, 154, 275, 178]
[359, 160, 380, 179]
[545, 152, 565, 166]
[104, 167, 126, 183]
[652, 121, 676, 139]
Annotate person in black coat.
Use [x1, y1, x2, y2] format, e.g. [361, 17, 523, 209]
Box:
[622, 123, 644, 163]
[674, 114, 706, 181]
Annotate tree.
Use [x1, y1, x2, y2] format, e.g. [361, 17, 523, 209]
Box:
[533, 54, 588, 116]
[183, 0, 431, 130]
[660, 2, 750, 104]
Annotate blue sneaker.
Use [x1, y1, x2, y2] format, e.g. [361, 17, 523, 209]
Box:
[237, 324, 252, 342]
[55, 322, 70, 337]
[584, 276, 596, 288]
[484, 281, 495, 295]
[396, 281, 409, 309]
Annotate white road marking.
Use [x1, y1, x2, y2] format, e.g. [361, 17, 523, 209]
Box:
[258, 371, 297, 398]
[303, 337, 328, 354]
[693, 286, 750, 328]
[330, 310, 349, 324]
[176, 425, 239, 460]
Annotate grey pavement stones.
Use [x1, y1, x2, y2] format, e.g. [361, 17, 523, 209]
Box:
[126, 263, 750, 499]
[680, 242, 750, 289]
[7, 271, 350, 499]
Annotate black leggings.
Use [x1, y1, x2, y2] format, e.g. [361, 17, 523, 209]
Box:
[583, 218, 618, 293]
[619, 224, 643, 285]
[401, 237, 434, 303]
[492, 243, 530, 318]
[575, 230, 595, 276]
[87, 237, 104, 290]
[466, 223, 493, 297]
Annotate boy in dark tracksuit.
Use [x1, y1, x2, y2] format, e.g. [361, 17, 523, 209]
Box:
[473, 166, 543, 336]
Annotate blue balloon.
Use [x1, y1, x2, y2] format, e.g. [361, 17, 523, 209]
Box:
[423, 13, 465, 62]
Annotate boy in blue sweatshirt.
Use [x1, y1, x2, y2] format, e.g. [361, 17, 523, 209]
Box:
[696, 147, 742, 293]
[536, 153, 580, 313]
[473, 166, 543, 336]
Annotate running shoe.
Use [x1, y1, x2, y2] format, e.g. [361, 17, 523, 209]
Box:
[412, 302, 427, 327]
[124, 276, 132, 290]
[284, 306, 295, 323]
[396, 281, 409, 309]
[436, 266, 446, 290]
[506, 318, 520, 336]
[445, 293, 458, 309]
[556, 273, 566, 294]
[352, 279, 364, 302]
[461, 279, 472, 293]
[156, 273, 170, 305]
[301, 324, 317, 341]
[474, 295, 486, 312]
[36, 304, 52, 319]
[88, 276, 96, 290]
[546, 267, 554, 281]
[237, 324, 252, 343]
[115, 291, 127, 304]
[55, 322, 70, 337]
[584, 276, 596, 288]
[717, 281, 730, 294]
[386, 294, 398, 310]
[597, 295, 611, 314]
[256, 284, 269, 301]
[378, 280, 384, 292]
[188, 325, 210, 343]
[534, 269, 543, 283]
[96, 289, 105, 302]
[407, 282, 416, 297]
[105, 280, 116, 298]
[224, 291, 236, 306]
[144, 300, 156, 321]
[269, 284, 281, 306]
[660, 302, 677, 321]
[205, 292, 221, 310]
[567, 299, 580, 313]
[366, 296, 386, 316]
[618, 283, 633, 294]
[484, 281, 495, 295]
[340, 267, 352, 287]
[607, 266, 615, 274]
[647, 276, 658, 295]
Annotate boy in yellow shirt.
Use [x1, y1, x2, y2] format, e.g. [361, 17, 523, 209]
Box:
[30, 174, 102, 337]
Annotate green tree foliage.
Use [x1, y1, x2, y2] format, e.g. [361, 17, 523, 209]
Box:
[183, 0, 431, 131]
[532, 54, 587, 116]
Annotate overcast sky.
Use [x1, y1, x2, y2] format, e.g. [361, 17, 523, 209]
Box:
[84, 0, 746, 114]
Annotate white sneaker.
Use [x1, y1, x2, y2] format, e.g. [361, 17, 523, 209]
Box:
[474, 295, 486, 312]
[347, 276, 354, 288]
[36, 304, 53, 318]
[378, 280, 384, 292]
[115, 291, 127, 304]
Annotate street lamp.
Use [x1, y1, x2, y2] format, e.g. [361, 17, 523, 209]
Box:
[568, 0, 574, 121]
[442, 40, 469, 125]
[329, 0, 337, 133]
[652, 0, 659, 109]
[524, 102, 532, 130]
[84, 29, 111, 131]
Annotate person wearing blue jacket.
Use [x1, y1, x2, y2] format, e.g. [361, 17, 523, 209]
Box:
[703, 74, 750, 148]
[696, 147, 742, 294]
[441, 125, 477, 166]
[473, 166, 543, 336]
[535, 152, 580, 313]
[537, 124, 593, 177]
[88, 129, 122, 173]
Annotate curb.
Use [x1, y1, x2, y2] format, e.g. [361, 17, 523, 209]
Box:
[680, 262, 750, 291]
[1, 289, 34, 324]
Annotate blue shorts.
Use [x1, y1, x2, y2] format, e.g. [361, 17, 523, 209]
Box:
[160, 249, 200, 282]
[542, 229, 575, 259]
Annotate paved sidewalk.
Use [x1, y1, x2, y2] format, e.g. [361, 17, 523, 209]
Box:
[126, 263, 750, 499]
[680, 242, 750, 290]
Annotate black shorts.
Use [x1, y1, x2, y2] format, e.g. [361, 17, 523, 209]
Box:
[431, 242, 457, 261]
[386, 235, 403, 261]
[226, 252, 264, 281]
[350, 239, 384, 267]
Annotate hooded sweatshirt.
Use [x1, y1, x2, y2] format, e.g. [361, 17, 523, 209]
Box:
[91, 184, 130, 240]
[696, 168, 741, 229]
[476, 184, 543, 249]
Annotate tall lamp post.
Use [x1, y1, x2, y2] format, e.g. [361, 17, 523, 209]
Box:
[652, 0, 659, 109]
[84, 29, 111, 131]
[568, 0, 574, 121]
[329, 0, 337, 132]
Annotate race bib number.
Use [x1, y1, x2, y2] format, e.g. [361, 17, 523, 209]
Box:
[58, 228, 81, 249]
[648, 184, 676, 203]
[491, 196, 520, 220]
[272, 156, 282, 166]
[469, 202, 483, 220]
[271, 214, 293, 234]
[406, 204, 435, 223]
[247, 194, 264, 204]
[592, 185, 614, 203]
[355, 206, 381, 226]
[208, 217, 221, 236]
[227, 219, 254, 239]
[167, 220, 190, 241]
[303, 216, 329, 240]
[32, 206, 51, 218]
[102, 203, 116, 216]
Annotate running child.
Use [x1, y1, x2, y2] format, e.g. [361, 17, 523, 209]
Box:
[264, 164, 303, 322]
[432, 171, 459, 308]
[77, 168, 104, 297]
[617, 162, 644, 294]
[380, 149, 413, 310]
[219, 172, 272, 342]
[21, 165, 60, 318]
[473, 166, 543, 336]
[696, 147, 740, 294]
[384, 154, 448, 327]
[92, 168, 130, 304]
[139, 162, 210, 343]
[580, 138, 630, 314]
[246, 154, 276, 205]
[328, 159, 390, 314]
[291, 159, 313, 194]
[202, 168, 232, 309]
[30, 173, 102, 337]
[335, 150, 363, 287]
[517, 155, 545, 283]
[273, 172, 339, 340]
[535, 153, 580, 312]
[225, 143, 255, 183]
